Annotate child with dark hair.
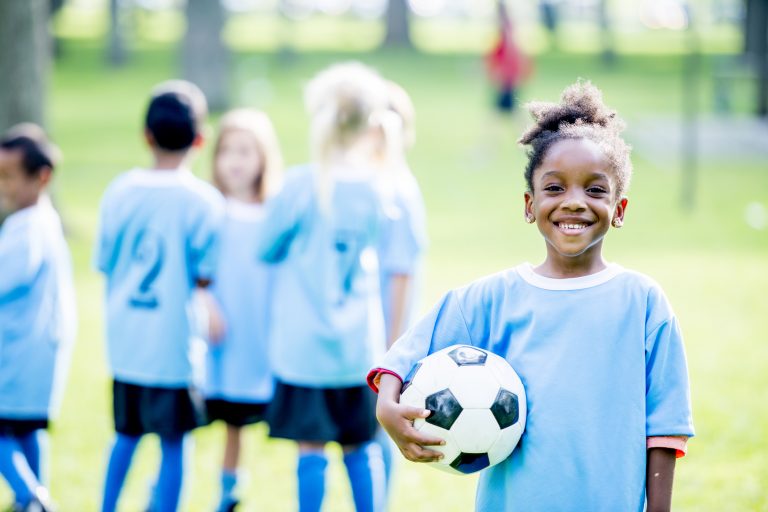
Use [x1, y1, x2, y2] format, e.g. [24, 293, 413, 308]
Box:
[371, 81, 694, 512]
[95, 80, 224, 512]
[0, 124, 75, 512]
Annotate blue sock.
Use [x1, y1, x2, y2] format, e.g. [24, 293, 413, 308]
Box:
[0, 435, 41, 507]
[150, 434, 186, 512]
[343, 443, 385, 512]
[217, 470, 238, 511]
[374, 429, 394, 498]
[18, 430, 42, 481]
[102, 433, 141, 512]
[297, 452, 327, 512]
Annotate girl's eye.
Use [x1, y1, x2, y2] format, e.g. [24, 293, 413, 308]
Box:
[587, 186, 607, 194]
[543, 184, 563, 192]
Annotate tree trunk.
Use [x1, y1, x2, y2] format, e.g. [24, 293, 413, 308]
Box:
[383, 0, 413, 48]
[107, 0, 127, 66]
[0, 0, 50, 131]
[182, 0, 229, 112]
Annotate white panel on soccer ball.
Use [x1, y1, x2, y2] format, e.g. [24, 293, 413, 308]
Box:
[414, 419, 462, 469]
[449, 365, 501, 409]
[488, 421, 525, 466]
[409, 352, 459, 396]
[449, 409, 500, 454]
[399, 383, 427, 410]
[487, 353, 525, 393]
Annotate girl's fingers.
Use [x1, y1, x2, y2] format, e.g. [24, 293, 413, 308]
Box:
[400, 405, 432, 421]
[402, 443, 444, 462]
[404, 428, 445, 447]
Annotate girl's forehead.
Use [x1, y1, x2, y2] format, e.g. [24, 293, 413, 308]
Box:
[537, 138, 613, 178]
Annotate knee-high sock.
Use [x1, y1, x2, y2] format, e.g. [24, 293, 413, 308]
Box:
[216, 469, 238, 511]
[374, 429, 394, 497]
[18, 430, 43, 481]
[101, 433, 141, 512]
[151, 434, 186, 512]
[297, 452, 328, 512]
[0, 435, 40, 506]
[343, 443, 385, 512]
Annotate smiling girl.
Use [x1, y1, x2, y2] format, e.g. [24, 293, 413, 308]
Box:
[368, 81, 694, 512]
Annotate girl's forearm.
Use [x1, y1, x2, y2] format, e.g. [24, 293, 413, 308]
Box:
[646, 447, 676, 512]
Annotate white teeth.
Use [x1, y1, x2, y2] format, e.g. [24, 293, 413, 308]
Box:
[559, 223, 587, 230]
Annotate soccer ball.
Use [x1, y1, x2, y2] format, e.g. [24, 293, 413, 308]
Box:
[399, 344, 526, 475]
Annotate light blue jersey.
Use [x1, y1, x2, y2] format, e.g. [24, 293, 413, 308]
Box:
[257, 164, 386, 387]
[0, 199, 76, 419]
[95, 169, 224, 387]
[204, 200, 274, 403]
[375, 263, 694, 512]
[378, 168, 427, 340]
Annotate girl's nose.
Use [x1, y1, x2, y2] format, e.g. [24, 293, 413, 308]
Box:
[560, 196, 587, 211]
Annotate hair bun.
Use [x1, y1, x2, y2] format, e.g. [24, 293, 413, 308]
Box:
[518, 80, 623, 145]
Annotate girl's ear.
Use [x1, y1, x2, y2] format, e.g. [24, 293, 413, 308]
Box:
[524, 191, 535, 222]
[612, 196, 628, 227]
[192, 133, 205, 149]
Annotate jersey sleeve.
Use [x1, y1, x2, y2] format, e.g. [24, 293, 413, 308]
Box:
[645, 288, 695, 439]
[188, 193, 225, 283]
[368, 289, 474, 392]
[379, 200, 426, 276]
[0, 224, 42, 299]
[255, 169, 312, 263]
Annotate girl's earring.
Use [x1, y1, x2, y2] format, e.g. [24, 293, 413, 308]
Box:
[612, 218, 623, 228]
[525, 215, 535, 224]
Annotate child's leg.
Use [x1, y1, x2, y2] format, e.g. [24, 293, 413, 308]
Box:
[373, 428, 394, 498]
[217, 424, 241, 512]
[17, 430, 43, 481]
[342, 442, 385, 512]
[297, 442, 328, 512]
[102, 433, 141, 512]
[0, 435, 41, 507]
[151, 433, 187, 512]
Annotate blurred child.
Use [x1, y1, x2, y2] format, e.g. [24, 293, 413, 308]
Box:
[370, 81, 694, 511]
[0, 124, 75, 512]
[257, 62, 392, 512]
[372, 81, 428, 499]
[95, 81, 224, 512]
[485, 0, 532, 117]
[201, 109, 282, 512]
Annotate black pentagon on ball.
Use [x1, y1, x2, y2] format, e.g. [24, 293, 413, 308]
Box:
[447, 345, 488, 366]
[425, 389, 463, 430]
[450, 452, 491, 474]
[401, 362, 422, 393]
[490, 389, 520, 429]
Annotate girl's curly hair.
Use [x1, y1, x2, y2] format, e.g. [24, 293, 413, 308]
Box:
[518, 80, 632, 197]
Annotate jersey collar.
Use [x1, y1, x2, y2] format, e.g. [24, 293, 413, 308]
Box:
[516, 262, 624, 291]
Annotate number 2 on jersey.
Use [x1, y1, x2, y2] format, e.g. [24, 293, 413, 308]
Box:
[334, 229, 364, 303]
[129, 229, 164, 309]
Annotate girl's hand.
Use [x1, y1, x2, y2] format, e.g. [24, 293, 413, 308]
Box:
[375, 373, 446, 463]
[197, 289, 227, 344]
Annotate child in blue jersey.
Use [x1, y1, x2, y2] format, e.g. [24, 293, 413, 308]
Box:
[95, 81, 224, 512]
[373, 81, 428, 500]
[258, 62, 394, 512]
[0, 125, 75, 512]
[370, 81, 694, 512]
[200, 109, 283, 512]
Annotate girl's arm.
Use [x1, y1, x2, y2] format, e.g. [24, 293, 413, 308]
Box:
[375, 373, 445, 462]
[386, 273, 412, 348]
[646, 447, 676, 512]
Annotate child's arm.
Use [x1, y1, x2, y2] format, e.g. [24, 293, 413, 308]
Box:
[646, 447, 676, 512]
[375, 373, 445, 462]
[195, 286, 226, 344]
[386, 273, 412, 348]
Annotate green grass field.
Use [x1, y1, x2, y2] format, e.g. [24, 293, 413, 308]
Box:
[1, 24, 767, 511]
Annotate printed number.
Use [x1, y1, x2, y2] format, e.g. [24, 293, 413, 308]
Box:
[334, 230, 364, 303]
[128, 229, 164, 309]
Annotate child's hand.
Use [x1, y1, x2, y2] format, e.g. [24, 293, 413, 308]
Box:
[196, 288, 227, 344]
[375, 373, 446, 463]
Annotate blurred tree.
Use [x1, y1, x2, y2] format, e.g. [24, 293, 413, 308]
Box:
[0, 0, 50, 131]
[744, 0, 767, 117]
[182, 0, 229, 111]
[383, 0, 413, 48]
[107, 0, 128, 66]
[597, 0, 615, 65]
